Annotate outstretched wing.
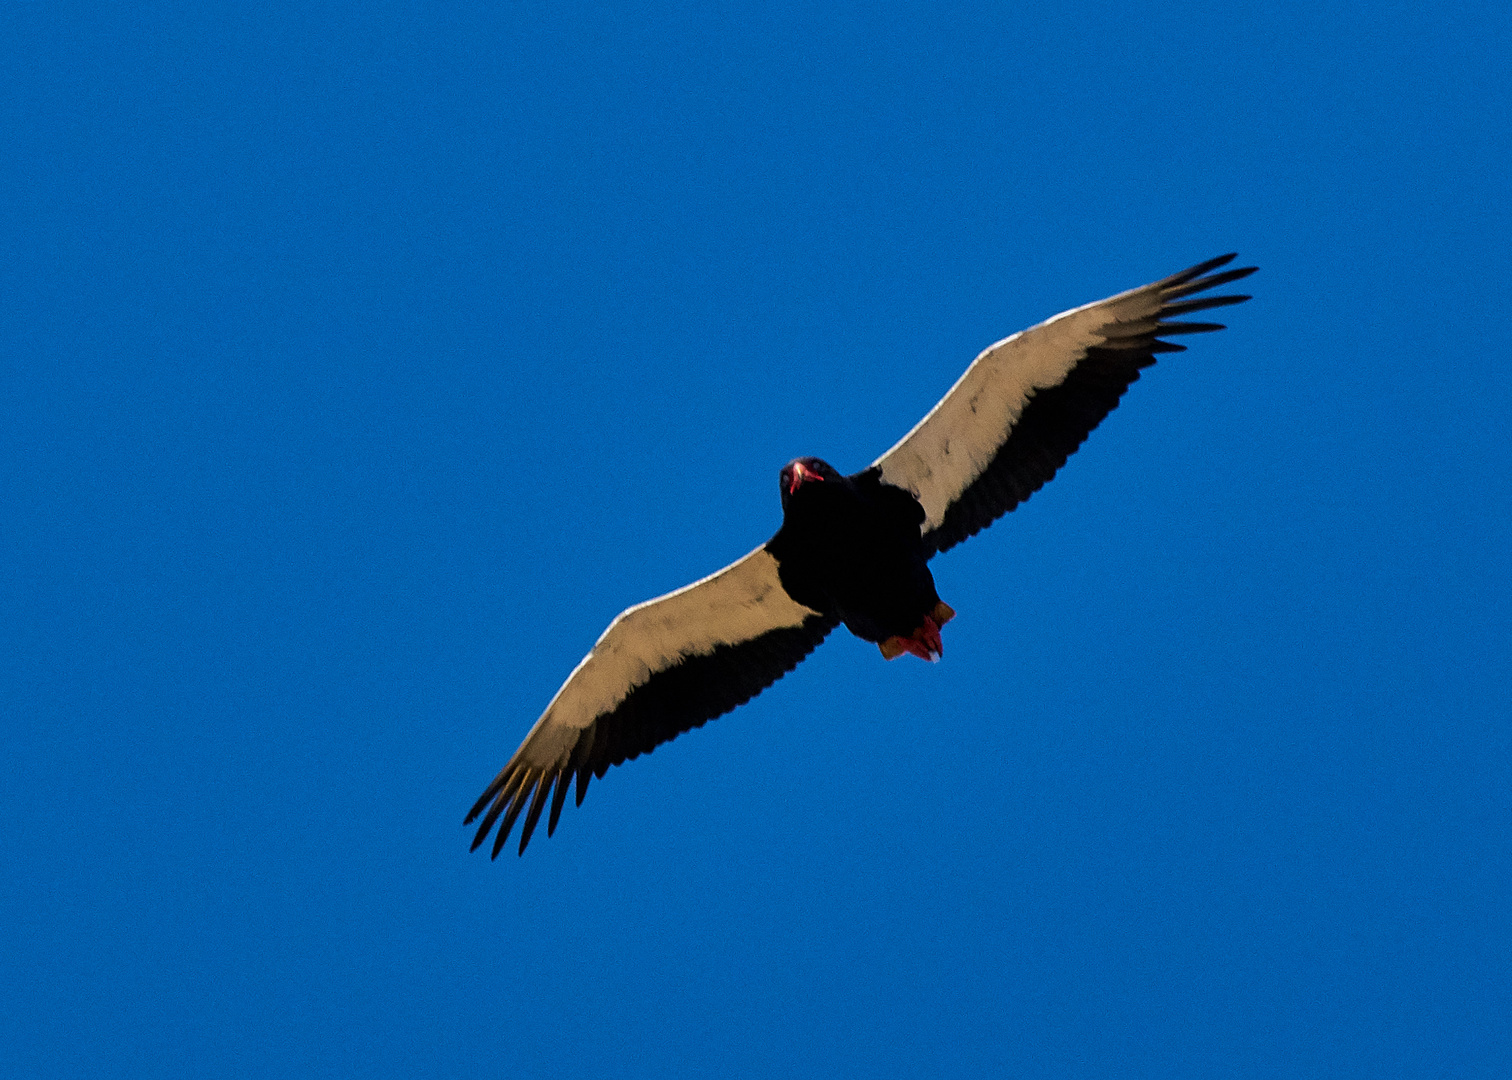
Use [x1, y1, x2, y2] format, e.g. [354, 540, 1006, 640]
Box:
[871, 254, 1256, 555]
[466, 545, 837, 856]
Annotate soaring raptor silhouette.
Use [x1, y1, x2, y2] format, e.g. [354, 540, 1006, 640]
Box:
[467, 254, 1256, 855]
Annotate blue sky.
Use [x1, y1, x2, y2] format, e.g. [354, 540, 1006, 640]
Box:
[3, 2, 1509, 1076]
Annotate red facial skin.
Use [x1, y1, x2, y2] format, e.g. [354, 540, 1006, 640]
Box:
[785, 461, 825, 495]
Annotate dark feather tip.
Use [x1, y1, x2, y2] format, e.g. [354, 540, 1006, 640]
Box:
[1156, 321, 1227, 335]
[1162, 253, 1238, 288]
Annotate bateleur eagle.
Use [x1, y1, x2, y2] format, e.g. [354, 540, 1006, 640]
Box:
[467, 253, 1256, 856]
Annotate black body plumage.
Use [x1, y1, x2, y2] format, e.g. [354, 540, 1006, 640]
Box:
[767, 459, 942, 643]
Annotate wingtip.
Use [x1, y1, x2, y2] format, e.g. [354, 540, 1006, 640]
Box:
[1156, 321, 1228, 336]
[463, 793, 490, 826]
[490, 777, 534, 859]
[1162, 267, 1258, 302]
[466, 766, 514, 827]
[548, 772, 571, 837]
[1206, 267, 1257, 287]
[516, 780, 552, 854]
[1160, 255, 1262, 298]
[1162, 253, 1237, 287]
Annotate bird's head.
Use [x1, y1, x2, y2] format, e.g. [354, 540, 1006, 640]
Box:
[779, 457, 840, 511]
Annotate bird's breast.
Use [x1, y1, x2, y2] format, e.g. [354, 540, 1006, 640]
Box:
[767, 482, 933, 633]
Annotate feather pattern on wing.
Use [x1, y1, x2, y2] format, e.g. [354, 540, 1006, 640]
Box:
[870, 254, 1256, 555]
[465, 545, 836, 855]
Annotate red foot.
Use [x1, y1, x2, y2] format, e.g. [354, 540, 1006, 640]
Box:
[878, 606, 953, 662]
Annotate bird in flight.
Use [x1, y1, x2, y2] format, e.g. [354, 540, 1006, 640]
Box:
[467, 254, 1256, 856]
